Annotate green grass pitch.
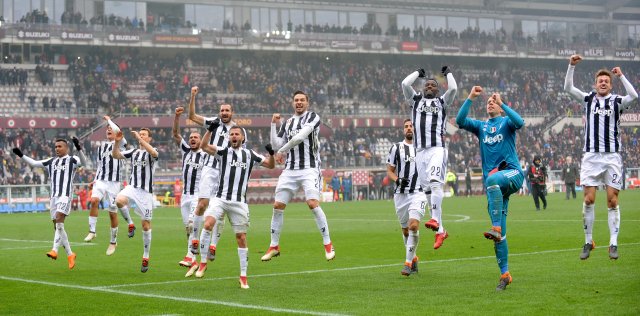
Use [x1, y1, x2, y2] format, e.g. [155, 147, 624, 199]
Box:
[1, 190, 639, 315]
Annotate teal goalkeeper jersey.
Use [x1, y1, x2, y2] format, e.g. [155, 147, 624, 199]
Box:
[456, 99, 524, 182]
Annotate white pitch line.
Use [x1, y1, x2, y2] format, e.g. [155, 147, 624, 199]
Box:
[0, 276, 349, 316]
[1, 244, 96, 251]
[0, 238, 97, 246]
[100, 242, 640, 289]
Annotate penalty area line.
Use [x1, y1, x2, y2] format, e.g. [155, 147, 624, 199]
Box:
[0, 275, 349, 316]
[100, 242, 640, 289]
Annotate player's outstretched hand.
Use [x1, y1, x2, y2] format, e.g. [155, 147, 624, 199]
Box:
[175, 107, 184, 116]
[441, 65, 451, 76]
[569, 54, 582, 65]
[468, 86, 483, 100]
[265, 144, 275, 155]
[12, 147, 23, 158]
[191, 86, 199, 96]
[71, 136, 82, 151]
[416, 68, 426, 78]
[207, 118, 220, 132]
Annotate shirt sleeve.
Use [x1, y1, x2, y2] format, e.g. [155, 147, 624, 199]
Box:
[250, 149, 266, 165]
[216, 147, 229, 157]
[152, 148, 159, 160]
[304, 111, 321, 129]
[204, 116, 218, 126]
[122, 148, 136, 158]
[180, 138, 190, 153]
[387, 144, 398, 167]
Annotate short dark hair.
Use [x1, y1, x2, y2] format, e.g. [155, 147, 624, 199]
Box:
[403, 118, 412, 125]
[55, 138, 67, 144]
[140, 128, 152, 138]
[229, 125, 245, 137]
[292, 90, 309, 101]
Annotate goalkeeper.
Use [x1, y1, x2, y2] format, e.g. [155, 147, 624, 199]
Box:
[386, 119, 428, 276]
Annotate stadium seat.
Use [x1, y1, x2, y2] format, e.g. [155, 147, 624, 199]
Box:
[15, 203, 24, 213]
[36, 203, 47, 211]
[0, 204, 10, 213]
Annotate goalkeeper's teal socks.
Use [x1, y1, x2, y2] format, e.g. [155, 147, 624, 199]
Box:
[495, 238, 509, 274]
[487, 185, 503, 227]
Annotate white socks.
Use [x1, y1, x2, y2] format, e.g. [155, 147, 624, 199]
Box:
[142, 229, 152, 259]
[312, 207, 331, 245]
[583, 203, 595, 244]
[110, 227, 118, 244]
[191, 215, 203, 241]
[211, 220, 224, 247]
[405, 230, 419, 263]
[430, 183, 444, 233]
[270, 209, 284, 247]
[199, 229, 212, 263]
[608, 206, 620, 246]
[88, 216, 97, 233]
[238, 247, 248, 277]
[120, 206, 134, 225]
[56, 223, 72, 256]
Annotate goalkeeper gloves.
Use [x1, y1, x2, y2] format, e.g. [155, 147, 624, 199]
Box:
[441, 65, 451, 76]
[417, 68, 426, 78]
[265, 144, 275, 155]
[12, 148, 23, 158]
[71, 136, 82, 151]
[207, 118, 221, 132]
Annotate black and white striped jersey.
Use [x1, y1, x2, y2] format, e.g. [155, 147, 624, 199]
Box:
[122, 148, 158, 193]
[180, 138, 205, 195]
[582, 92, 626, 153]
[276, 111, 321, 170]
[387, 141, 421, 194]
[42, 155, 82, 198]
[410, 94, 447, 149]
[203, 117, 233, 168]
[215, 147, 265, 203]
[95, 138, 127, 182]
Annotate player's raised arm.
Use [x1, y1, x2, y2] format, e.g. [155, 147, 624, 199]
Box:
[133, 131, 158, 158]
[71, 136, 89, 168]
[11, 147, 47, 168]
[262, 144, 276, 169]
[494, 93, 524, 129]
[187, 86, 206, 126]
[172, 107, 184, 145]
[456, 86, 483, 128]
[441, 66, 458, 106]
[611, 66, 639, 106]
[200, 120, 219, 155]
[564, 54, 588, 101]
[276, 120, 314, 154]
[270, 113, 286, 151]
[401, 68, 425, 100]
[111, 133, 126, 160]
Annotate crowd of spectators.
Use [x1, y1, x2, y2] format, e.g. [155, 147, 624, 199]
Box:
[0, 68, 28, 85]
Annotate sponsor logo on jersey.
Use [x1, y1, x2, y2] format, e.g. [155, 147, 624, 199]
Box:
[132, 160, 148, 167]
[229, 159, 248, 169]
[592, 107, 613, 116]
[483, 134, 504, 144]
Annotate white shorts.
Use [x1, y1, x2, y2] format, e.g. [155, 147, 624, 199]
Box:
[416, 147, 448, 186]
[91, 180, 121, 212]
[180, 194, 198, 226]
[204, 197, 249, 233]
[49, 196, 71, 220]
[580, 152, 623, 190]
[198, 166, 220, 199]
[394, 192, 427, 228]
[118, 186, 154, 221]
[275, 168, 322, 204]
